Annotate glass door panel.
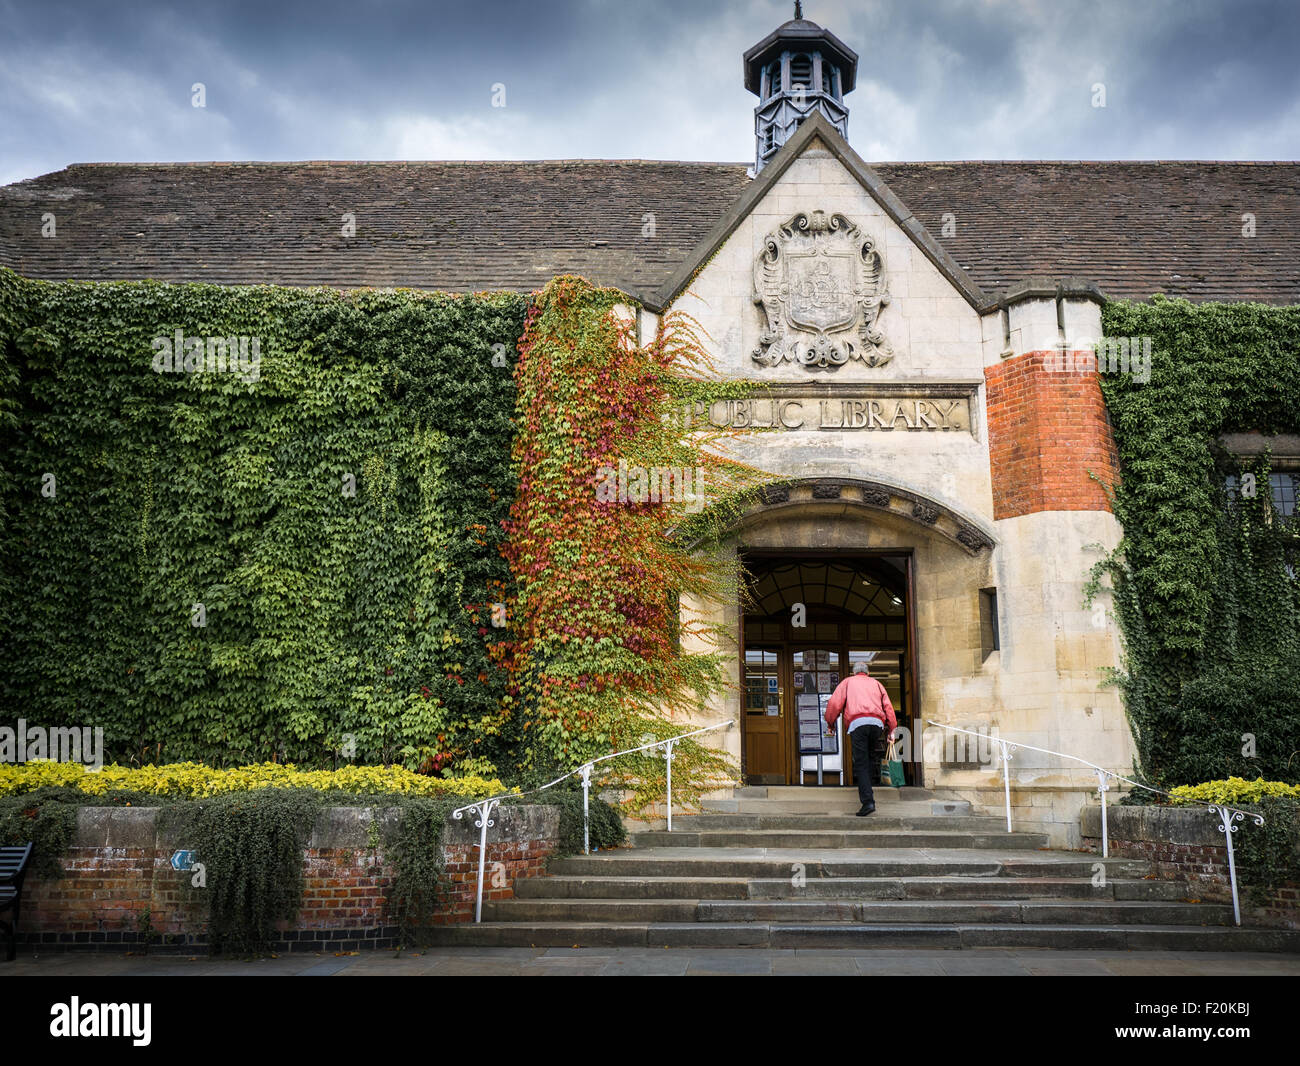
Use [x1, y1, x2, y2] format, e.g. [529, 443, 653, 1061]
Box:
[743, 647, 786, 783]
[791, 647, 842, 784]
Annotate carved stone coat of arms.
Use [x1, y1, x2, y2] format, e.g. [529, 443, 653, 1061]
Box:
[752, 210, 893, 370]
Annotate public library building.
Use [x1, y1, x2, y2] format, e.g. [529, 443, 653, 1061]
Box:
[4, 9, 1298, 844]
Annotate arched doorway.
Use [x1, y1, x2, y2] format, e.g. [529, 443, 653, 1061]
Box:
[740, 552, 916, 786]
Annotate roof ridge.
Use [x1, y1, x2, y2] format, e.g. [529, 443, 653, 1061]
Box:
[65, 159, 754, 169]
[871, 159, 1300, 166]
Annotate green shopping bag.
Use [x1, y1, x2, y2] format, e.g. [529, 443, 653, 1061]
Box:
[885, 737, 906, 787]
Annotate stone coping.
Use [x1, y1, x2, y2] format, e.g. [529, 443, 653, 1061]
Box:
[63, 803, 559, 850]
[1082, 803, 1261, 848]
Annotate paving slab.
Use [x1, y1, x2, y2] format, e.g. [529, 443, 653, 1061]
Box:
[6, 946, 1300, 976]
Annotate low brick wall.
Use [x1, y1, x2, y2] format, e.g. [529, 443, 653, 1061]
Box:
[18, 803, 559, 953]
[1081, 804, 1300, 929]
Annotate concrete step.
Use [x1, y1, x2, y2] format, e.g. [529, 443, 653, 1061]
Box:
[516, 874, 1197, 902]
[702, 800, 973, 816]
[482, 897, 1234, 926]
[548, 849, 1152, 880]
[701, 789, 968, 817]
[734, 786, 936, 801]
[424, 921, 1300, 952]
[628, 829, 1052, 850]
[518, 875, 754, 900]
[664, 813, 1008, 831]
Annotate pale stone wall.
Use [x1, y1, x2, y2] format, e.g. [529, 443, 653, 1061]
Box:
[671, 136, 985, 388]
[660, 137, 1135, 845]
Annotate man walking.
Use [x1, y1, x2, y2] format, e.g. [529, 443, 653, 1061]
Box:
[824, 662, 898, 816]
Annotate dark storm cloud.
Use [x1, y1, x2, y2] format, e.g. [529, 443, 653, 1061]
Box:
[1, 0, 1297, 185]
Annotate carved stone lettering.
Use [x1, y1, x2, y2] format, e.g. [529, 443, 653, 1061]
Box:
[703, 390, 972, 434]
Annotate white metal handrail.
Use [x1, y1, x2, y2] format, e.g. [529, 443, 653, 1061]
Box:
[926, 721, 1266, 924]
[450, 720, 735, 922]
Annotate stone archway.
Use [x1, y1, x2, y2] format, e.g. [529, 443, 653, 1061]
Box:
[737, 476, 995, 555]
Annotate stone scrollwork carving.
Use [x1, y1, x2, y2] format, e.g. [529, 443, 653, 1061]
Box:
[956, 527, 991, 550]
[753, 209, 893, 371]
[862, 488, 892, 507]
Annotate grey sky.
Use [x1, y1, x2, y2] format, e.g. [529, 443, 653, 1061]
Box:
[1, 0, 1297, 186]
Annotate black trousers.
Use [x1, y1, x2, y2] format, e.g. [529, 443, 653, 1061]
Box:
[849, 723, 884, 807]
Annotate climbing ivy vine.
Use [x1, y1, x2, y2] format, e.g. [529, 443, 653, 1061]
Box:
[1093, 296, 1300, 788]
[0, 268, 525, 773]
[501, 276, 770, 809]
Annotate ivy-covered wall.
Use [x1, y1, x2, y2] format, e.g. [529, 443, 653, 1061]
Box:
[0, 267, 526, 773]
[1098, 296, 1300, 788]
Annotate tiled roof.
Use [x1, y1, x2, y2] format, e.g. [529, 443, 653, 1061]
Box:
[0, 160, 752, 298]
[2, 156, 1297, 306]
[872, 160, 1300, 307]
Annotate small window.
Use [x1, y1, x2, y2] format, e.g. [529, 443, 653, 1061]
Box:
[821, 63, 833, 95]
[1225, 471, 1299, 518]
[979, 588, 1000, 660]
[1270, 472, 1298, 517]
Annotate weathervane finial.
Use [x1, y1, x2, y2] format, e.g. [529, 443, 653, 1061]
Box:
[795, 2, 803, 19]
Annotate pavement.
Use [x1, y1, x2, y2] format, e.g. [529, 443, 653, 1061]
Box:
[6, 947, 1300, 976]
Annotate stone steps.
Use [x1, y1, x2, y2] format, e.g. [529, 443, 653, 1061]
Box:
[425, 789, 1299, 952]
[549, 850, 1149, 879]
[700, 786, 963, 817]
[515, 874, 1199, 902]
[425, 921, 1300, 952]
[482, 897, 1234, 925]
[629, 829, 1051, 849]
[664, 813, 1007, 831]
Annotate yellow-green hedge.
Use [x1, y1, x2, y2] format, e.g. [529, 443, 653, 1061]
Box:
[1169, 777, 1300, 806]
[0, 761, 510, 800]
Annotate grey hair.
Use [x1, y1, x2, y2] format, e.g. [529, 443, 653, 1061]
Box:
[852, 661, 870, 675]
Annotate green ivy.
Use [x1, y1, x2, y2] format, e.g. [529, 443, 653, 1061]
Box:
[376, 794, 459, 945]
[1093, 296, 1300, 788]
[0, 269, 526, 773]
[1235, 797, 1300, 903]
[163, 787, 323, 955]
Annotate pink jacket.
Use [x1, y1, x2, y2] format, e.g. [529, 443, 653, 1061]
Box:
[824, 673, 897, 736]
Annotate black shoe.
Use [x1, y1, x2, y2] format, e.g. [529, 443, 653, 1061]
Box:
[856, 804, 876, 817]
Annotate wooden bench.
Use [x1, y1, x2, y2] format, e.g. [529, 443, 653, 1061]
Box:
[0, 843, 34, 961]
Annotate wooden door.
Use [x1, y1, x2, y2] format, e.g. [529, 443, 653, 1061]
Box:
[742, 646, 786, 783]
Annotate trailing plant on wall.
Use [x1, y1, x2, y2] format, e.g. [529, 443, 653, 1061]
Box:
[164, 787, 323, 955]
[1091, 296, 1300, 789]
[0, 269, 525, 772]
[501, 276, 770, 809]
